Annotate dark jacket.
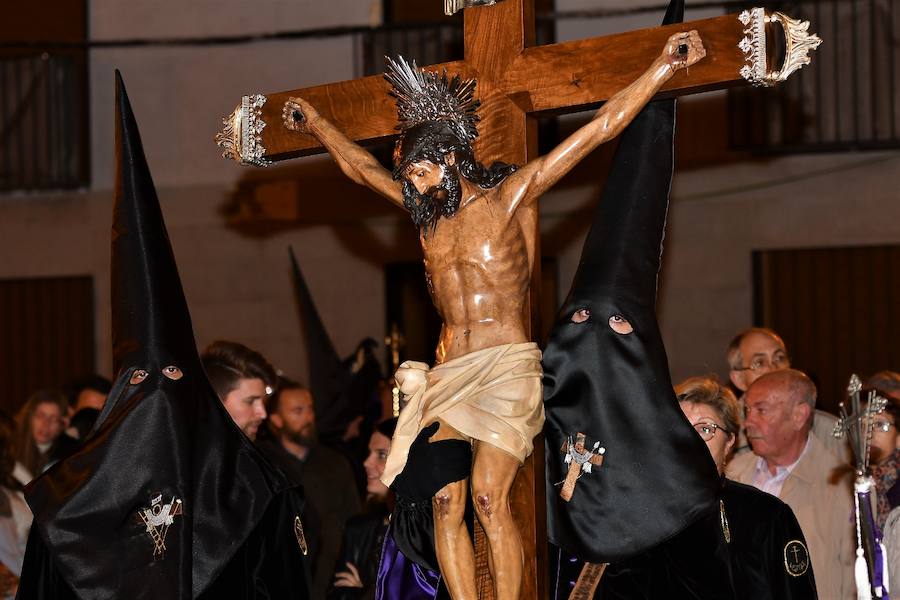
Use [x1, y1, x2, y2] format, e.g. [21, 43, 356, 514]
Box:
[257, 439, 361, 599]
[550, 480, 818, 600]
[327, 510, 388, 600]
[722, 479, 818, 599]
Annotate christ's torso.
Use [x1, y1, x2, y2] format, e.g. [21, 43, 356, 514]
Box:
[420, 191, 531, 364]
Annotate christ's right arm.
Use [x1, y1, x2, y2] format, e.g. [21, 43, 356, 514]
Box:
[282, 97, 405, 209]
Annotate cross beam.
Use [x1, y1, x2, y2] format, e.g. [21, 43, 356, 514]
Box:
[219, 13, 749, 164]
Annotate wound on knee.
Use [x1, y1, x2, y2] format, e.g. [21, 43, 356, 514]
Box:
[434, 494, 451, 519]
[476, 494, 492, 519]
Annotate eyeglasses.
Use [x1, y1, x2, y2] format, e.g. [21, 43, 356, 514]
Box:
[693, 422, 731, 441]
[732, 353, 790, 373]
[872, 420, 895, 433]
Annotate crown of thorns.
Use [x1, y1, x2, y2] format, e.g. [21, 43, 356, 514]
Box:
[384, 55, 481, 143]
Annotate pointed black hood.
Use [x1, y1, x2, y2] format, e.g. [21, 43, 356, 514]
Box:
[288, 247, 353, 437]
[571, 0, 682, 309]
[111, 70, 198, 377]
[288, 248, 382, 441]
[22, 71, 289, 599]
[543, 0, 720, 564]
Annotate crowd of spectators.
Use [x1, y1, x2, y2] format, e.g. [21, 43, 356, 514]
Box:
[3, 329, 897, 599]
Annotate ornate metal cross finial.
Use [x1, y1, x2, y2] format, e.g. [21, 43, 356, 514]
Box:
[833, 374, 888, 476]
[559, 432, 605, 502]
[444, 0, 504, 16]
[738, 8, 822, 87]
[215, 94, 271, 167]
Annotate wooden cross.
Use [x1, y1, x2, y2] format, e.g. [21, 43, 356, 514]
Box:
[559, 432, 604, 502]
[215, 3, 820, 597]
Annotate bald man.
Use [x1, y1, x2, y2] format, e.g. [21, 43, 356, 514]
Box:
[727, 327, 847, 459]
[726, 369, 854, 600]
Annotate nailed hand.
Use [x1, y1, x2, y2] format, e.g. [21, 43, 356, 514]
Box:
[282, 97, 316, 133]
[664, 30, 706, 71]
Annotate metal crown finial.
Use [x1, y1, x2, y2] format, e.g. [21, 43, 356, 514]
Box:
[739, 8, 823, 87]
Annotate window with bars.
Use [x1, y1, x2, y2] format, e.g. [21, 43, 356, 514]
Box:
[0, 1, 89, 192]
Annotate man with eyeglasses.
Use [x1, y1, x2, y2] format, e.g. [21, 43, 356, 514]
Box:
[726, 327, 846, 459]
[726, 369, 854, 599]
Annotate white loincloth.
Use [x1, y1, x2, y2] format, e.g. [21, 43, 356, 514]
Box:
[381, 342, 543, 487]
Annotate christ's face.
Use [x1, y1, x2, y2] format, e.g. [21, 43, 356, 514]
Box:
[404, 160, 447, 195]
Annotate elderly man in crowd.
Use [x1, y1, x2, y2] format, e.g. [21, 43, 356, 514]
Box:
[726, 368, 854, 599]
[727, 327, 846, 459]
[677, 376, 817, 599]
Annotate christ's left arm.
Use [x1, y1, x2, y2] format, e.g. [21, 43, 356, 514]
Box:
[501, 30, 705, 215]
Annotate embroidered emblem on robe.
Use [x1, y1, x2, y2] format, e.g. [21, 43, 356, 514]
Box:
[784, 539, 809, 576]
[138, 494, 183, 560]
[294, 516, 308, 555]
[559, 432, 605, 502]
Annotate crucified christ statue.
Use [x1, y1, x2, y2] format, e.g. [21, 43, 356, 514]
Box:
[281, 30, 705, 600]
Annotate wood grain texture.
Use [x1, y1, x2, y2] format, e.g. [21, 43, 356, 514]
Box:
[505, 14, 748, 114]
[250, 13, 748, 161]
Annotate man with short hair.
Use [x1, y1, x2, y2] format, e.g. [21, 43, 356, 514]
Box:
[726, 327, 845, 458]
[726, 369, 854, 599]
[201, 340, 276, 441]
[257, 378, 360, 600]
[66, 374, 112, 414]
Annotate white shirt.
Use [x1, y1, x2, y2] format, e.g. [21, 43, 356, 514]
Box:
[750, 435, 812, 497]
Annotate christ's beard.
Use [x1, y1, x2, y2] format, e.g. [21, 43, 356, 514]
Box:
[402, 171, 462, 234]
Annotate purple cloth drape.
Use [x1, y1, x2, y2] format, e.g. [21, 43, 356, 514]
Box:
[375, 523, 441, 600]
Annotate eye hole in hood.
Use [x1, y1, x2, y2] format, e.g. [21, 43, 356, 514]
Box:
[571, 308, 591, 324]
[162, 366, 183, 381]
[608, 314, 633, 335]
[129, 369, 149, 385]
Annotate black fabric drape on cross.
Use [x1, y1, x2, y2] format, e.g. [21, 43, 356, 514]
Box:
[542, 0, 722, 565]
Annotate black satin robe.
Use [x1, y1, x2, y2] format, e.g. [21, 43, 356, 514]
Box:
[550, 480, 818, 600]
[721, 479, 818, 599]
[18, 490, 311, 600]
[15, 72, 312, 600]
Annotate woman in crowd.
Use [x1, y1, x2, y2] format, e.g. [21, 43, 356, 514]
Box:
[329, 417, 398, 600]
[0, 411, 33, 599]
[676, 376, 818, 599]
[14, 389, 77, 481]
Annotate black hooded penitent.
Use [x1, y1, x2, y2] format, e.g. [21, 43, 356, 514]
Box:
[288, 247, 382, 443]
[288, 247, 354, 440]
[17, 72, 311, 600]
[542, 0, 720, 565]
